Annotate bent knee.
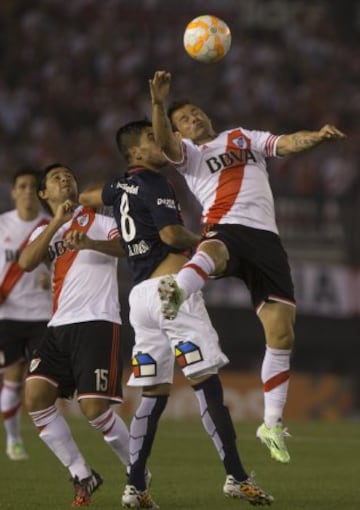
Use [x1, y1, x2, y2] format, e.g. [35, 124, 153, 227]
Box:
[25, 378, 58, 412]
[198, 239, 229, 274]
[79, 398, 110, 421]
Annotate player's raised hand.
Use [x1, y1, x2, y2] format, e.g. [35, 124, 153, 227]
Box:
[318, 124, 346, 141]
[54, 199, 77, 225]
[150, 71, 171, 105]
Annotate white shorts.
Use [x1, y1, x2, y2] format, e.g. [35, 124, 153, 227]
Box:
[127, 276, 229, 387]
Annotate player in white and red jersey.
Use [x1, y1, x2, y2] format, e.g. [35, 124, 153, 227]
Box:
[0, 167, 51, 461]
[80, 120, 274, 508]
[18, 164, 130, 507]
[150, 70, 346, 464]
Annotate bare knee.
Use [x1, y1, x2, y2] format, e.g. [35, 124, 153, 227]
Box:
[4, 361, 27, 383]
[25, 378, 58, 412]
[79, 398, 110, 421]
[197, 240, 229, 275]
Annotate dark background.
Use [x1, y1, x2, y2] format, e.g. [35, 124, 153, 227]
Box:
[0, 0, 359, 409]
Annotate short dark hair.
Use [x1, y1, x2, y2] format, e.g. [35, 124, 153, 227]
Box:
[37, 163, 76, 215]
[12, 166, 41, 186]
[115, 120, 152, 162]
[167, 99, 192, 126]
[37, 163, 75, 193]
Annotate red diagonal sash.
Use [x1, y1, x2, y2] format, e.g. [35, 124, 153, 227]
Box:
[0, 218, 49, 304]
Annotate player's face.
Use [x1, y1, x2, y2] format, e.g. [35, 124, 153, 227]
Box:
[171, 104, 213, 142]
[12, 175, 40, 212]
[40, 167, 78, 204]
[136, 128, 168, 168]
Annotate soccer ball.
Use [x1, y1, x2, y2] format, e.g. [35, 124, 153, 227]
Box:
[183, 15, 231, 64]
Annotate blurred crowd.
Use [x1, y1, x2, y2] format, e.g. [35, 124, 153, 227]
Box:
[0, 0, 359, 262]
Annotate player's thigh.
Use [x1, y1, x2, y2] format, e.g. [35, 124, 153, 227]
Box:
[164, 291, 229, 378]
[128, 280, 175, 387]
[71, 321, 123, 404]
[27, 327, 76, 399]
[129, 321, 174, 387]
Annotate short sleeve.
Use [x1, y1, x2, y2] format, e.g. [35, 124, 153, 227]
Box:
[142, 174, 182, 229]
[29, 224, 47, 243]
[102, 179, 118, 207]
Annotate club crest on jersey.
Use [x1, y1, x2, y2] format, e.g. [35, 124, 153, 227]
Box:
[204, 230, 218, 239]
[77, 214, 89, 227]
[29, 357, 42, 372]
[132, 352, 156, 378]
[233, 136, 247, 149]
[175, 341, 203, 368]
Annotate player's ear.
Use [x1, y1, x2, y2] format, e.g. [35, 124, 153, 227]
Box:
[129, 145, 141, 161]
[38, 189, 48, 201]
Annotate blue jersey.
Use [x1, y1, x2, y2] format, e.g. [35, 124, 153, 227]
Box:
[102, 166, 184, 284]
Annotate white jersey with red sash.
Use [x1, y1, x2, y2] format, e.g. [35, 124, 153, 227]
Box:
[30, 206, 121, 327]
[0, 209, 52, 320]
[167, 127, 282, 234]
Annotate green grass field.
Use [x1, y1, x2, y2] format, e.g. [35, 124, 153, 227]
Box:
[1, 416, 359, 510]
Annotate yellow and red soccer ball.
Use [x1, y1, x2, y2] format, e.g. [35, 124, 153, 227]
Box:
[183, 15, 231, 64]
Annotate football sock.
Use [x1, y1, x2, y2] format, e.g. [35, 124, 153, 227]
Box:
[193, 375, 248, 481]
[261, 346, 291, 428]
[128, 395, 168, 491]
[29, 405, 91, 480]
[176, 251, 215, 298]
[1, 380, 22, 445]
[89, 408, 129, 466]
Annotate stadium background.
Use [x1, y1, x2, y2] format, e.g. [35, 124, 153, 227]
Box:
[0, 0, 359, 420]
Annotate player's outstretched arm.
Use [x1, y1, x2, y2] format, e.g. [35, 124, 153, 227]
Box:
[79, 186, 104, 208]
[277, 124, 346, 156]
[150, 70, 182, 162]
[64, 231, 125, 258]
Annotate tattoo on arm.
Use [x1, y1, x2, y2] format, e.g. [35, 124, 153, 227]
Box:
[291, 132, 321, 151]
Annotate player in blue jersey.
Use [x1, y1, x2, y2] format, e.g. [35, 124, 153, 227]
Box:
[80, 120, 274, 509]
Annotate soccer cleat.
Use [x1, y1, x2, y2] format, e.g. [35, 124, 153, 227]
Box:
[6, 441, 29, 461]
[158, 275, 185, 320]
[256, 423, 291, 464]
[71, 469, 103, 507]
[121, 485, 159, 509]
[223, 474, 274, 506]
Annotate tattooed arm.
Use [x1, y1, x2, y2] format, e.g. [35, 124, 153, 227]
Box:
[277, 124, 346, 156]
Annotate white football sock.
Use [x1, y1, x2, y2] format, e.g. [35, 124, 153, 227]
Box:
[89, 408, 129, 467]
[261, 346, 291, 428]
[1, 380, 22, 445]
[176, 251, 215, 298]
[29, 405, 91, 480]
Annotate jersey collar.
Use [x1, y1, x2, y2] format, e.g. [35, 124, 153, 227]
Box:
[127, 165, 149, 175]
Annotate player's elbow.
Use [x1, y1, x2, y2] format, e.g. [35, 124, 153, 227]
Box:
[159, 225, 182, 248]
[18, 254, 35, 271]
